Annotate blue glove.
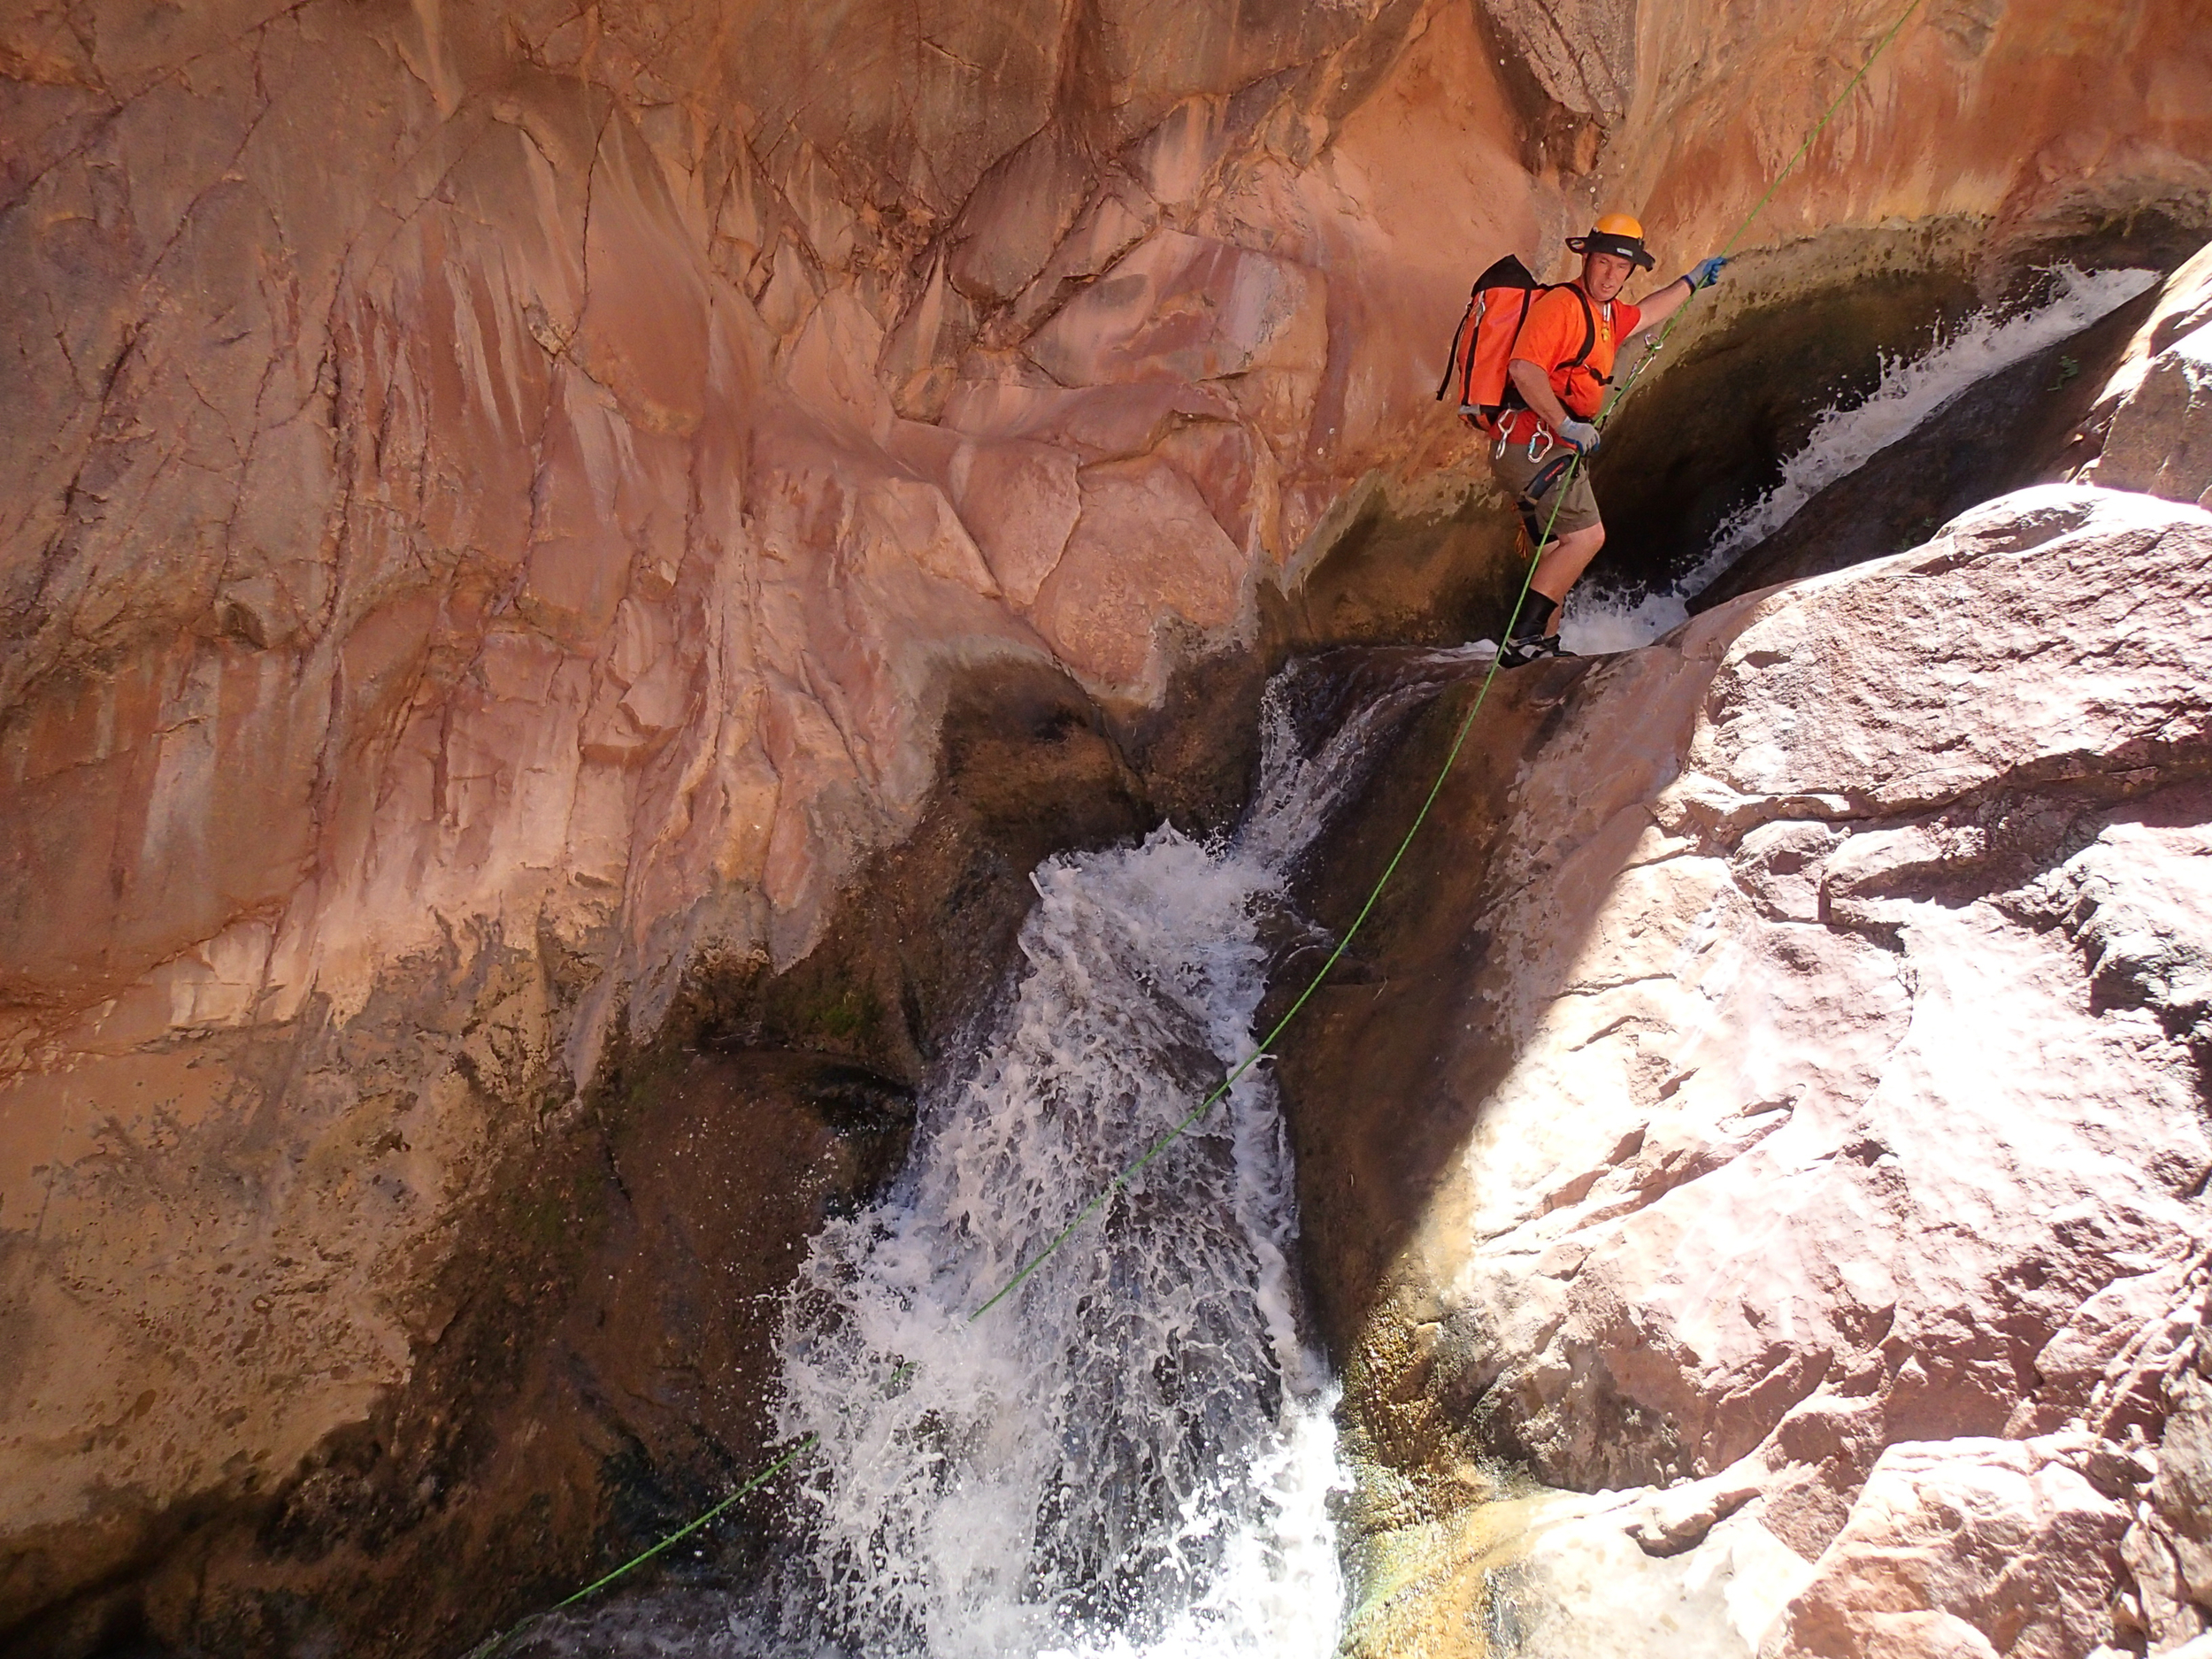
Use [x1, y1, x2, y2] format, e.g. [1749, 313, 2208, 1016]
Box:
[1688, 256, 1729, 290]
[1556, 418, 1601, 455]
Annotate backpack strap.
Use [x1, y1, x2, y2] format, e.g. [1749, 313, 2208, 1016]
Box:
[1462, 295, 1494, 409]
[1435, 287, 1480, 402]
[1560, 285, 1599, 372]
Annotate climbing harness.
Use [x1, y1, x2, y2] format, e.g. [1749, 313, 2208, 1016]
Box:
[462, 3, 1929, 1650]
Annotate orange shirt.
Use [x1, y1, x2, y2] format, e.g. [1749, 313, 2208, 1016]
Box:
[1498, 284, 1643, 441]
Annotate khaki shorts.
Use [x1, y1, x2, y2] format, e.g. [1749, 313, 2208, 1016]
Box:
[1490, 437, 1602, 543]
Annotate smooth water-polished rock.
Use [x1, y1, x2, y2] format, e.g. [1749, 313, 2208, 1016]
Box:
[1303, 487, 2212, 1657]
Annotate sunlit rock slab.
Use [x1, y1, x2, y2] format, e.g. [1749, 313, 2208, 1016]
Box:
[1303, 486, 2212, 1656]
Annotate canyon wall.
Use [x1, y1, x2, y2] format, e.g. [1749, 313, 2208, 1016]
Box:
[4, 0, 2211, 1648]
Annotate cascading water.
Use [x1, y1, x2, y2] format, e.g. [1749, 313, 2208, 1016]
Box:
[511, 648, 1488, 1659]
[768, 819, 1337, 1659]
[764, 648, 1485, 1659]
[1561, 263, 2159, 653]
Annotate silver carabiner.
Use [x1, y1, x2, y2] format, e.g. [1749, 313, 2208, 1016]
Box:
[1526, 427, 1555, 464]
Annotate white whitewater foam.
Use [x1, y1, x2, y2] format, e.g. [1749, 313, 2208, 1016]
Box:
[1557, 587, 1698, 657]
[1559, 264, 2158, 656]
[760, 654, 1482, 1659]
[772, 824, 1329, 1659]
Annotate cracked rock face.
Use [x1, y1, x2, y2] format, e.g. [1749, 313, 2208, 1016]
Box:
[3, 0, 2210, 1642]
[1299, 487, 2212, 1657]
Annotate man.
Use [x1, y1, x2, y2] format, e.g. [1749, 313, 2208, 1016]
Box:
[1491, 214, 1727, 666]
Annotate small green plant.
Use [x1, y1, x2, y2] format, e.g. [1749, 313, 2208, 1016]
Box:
[813, 987, 876, 1043]
[2048, 354, 2080, 393]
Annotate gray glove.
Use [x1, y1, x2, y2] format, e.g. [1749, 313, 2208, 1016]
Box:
[1688, 256, 1728, 289]
[1556, 419, 1601, 455]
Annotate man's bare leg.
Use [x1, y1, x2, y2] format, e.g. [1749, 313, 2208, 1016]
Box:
[1531, 521, 1606, 608]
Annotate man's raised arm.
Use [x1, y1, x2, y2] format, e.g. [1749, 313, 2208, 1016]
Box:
[1632, 256, 1730, 335]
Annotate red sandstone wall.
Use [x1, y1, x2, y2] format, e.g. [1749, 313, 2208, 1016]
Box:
[1, 0, 2207, 1622]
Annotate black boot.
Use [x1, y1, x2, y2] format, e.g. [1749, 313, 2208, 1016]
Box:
[1497, 632, 1564, 667]
[1499, 594, 1561, 666]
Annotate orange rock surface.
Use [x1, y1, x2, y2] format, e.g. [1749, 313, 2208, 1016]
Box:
[1, 0, 2208, 1637]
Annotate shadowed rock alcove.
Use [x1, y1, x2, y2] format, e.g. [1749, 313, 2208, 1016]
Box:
[1586, 218, 2205, 611]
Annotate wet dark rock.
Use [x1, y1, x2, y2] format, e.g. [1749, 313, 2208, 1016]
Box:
[1692, 277, 2163, 610]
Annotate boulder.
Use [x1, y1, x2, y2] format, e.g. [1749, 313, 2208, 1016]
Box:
[2079, 242, 2212, 507]
[2088, 320, 2212, 507]
[1292, 488, 2212, 1657]
[1770, 1437, 2130, 1659]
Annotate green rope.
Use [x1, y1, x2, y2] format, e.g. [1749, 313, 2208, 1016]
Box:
[986, 0, 1932, 1339]
[460, 4, 1926, 1650]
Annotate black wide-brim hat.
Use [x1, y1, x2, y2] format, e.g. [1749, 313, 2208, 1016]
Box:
[1565, 228, 1657, 271]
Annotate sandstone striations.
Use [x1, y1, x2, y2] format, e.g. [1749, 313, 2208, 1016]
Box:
[4, 0, 2212, 1650]
[1291, 482, 2212, 1657]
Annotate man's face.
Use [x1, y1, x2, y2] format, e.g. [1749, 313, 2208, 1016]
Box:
[1582, 250, 1635, 300]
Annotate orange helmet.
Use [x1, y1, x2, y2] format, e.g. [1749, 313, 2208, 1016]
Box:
[1568, 212, 1656, 271]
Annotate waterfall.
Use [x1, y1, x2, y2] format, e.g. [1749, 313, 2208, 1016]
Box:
[1562, 263, 2159, 654]
[507, 646, 1487, 1659]
[764, 647, 1487, 1659]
